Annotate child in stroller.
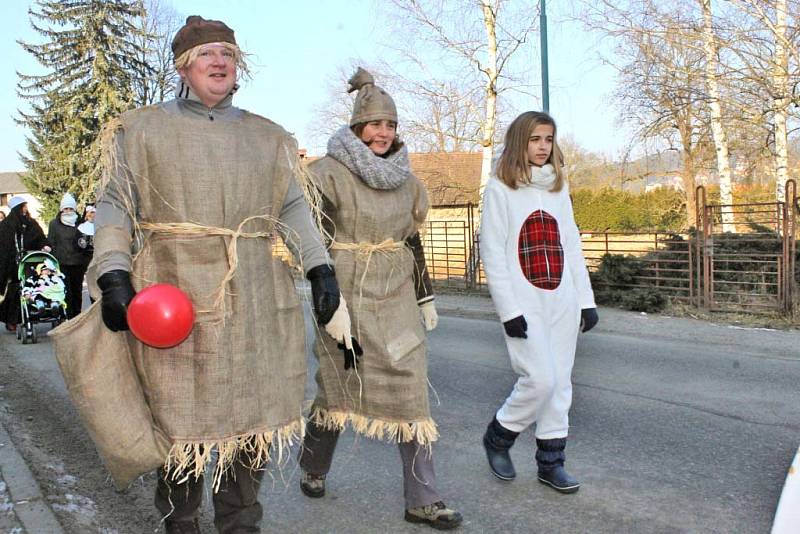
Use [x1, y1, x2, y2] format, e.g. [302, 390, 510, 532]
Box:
[21, 258, 66, 318]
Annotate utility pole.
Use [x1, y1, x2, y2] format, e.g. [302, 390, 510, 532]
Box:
[540, 0, 549, 112]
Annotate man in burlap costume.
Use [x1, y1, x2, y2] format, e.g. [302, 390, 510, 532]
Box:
[298, 68, 462, 530]
[91, 16, 352, 533]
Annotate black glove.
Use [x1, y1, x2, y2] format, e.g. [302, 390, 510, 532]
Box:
[581, 308, 599, 333]
[503, 315, 527, 338]
[306, 264, 340, 326]
[97, 270, 136, 332]
[337, 337, 364, 370]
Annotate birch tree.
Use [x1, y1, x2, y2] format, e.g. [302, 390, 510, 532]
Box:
[772, 0, 790, 202]
[388, 0, 538, 196]
[478, 0, 499, 196]
[699, 0, 735, 231]
[728, 0, 800, 202]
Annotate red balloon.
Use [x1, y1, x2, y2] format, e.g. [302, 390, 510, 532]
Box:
[127, 284, 195, 349]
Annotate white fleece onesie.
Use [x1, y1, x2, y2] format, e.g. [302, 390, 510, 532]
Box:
[480, 164, 595, 438]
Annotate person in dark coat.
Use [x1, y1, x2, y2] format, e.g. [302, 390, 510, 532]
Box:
[0, 196, 50, 331]
[48, 193, 90, 319]
[76, 204, 95, 261]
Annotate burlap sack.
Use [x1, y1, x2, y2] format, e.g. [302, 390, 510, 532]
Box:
[49, 301, 170, 489]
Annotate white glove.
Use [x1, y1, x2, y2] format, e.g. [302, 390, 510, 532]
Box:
[324, 294, 353, 350]
[419, 301, 438, 331]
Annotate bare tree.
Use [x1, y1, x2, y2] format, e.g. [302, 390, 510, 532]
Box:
[585, 0, 715, 227]
[726, 0, 800, 202]
[388, 0, 538, 196]
[559, 135, 620, 190]
[400, 80, 484, 152]
[132, 0, 182, 106]
[306, 63, 486, 156]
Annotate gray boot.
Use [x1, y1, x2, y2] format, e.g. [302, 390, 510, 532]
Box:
[536, 438, 580, 494]
[482, 417, 519, 481]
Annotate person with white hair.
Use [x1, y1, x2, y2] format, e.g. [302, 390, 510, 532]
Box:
[48, 193, 89, 319]
[69, 15, 351, 534]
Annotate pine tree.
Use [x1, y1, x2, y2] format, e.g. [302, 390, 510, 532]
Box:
[16, 0, 149, 220]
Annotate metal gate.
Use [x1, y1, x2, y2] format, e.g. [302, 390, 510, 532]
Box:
[423, 203, 482, 289]
[696, 180, 797, 315]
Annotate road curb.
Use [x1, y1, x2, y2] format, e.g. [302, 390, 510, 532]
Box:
[0, 419, 64, 533]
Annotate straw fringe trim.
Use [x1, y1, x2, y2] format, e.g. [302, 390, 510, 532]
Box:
[163, 417, 305, 492]
[310, 407, 438, 446]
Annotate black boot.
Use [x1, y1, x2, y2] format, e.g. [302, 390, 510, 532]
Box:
[482, 417, 519, 481]
[536, 438, 580, 494]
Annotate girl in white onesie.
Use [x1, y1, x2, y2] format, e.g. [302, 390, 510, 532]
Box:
[480, 111, 598, 494]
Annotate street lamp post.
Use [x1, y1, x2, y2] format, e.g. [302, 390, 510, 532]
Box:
[540, 0, 549, 112]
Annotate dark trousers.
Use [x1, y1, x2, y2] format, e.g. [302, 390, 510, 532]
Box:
[155, 453, 265, 533]
[0, 281, 21, 326]
[299, 421, 441, 509]
[61, 264, 87, 319]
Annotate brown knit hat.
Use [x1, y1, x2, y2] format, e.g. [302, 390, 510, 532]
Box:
[348, 68, 398, 126]
[171, 15, 236, 60]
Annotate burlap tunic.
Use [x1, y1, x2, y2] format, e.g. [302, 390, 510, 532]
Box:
[88, 105, 308, 481]
[308, 156, 437, 445]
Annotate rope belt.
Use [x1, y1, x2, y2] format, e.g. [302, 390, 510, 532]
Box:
[329, 239, 410, 304]
[330, 238, 406, 256]
[139, 214, 277, 315]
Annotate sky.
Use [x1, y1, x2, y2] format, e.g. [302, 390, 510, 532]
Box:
[0, 0, 626, 172]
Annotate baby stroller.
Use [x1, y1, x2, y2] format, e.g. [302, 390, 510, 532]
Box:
[16, 251, 68, 344]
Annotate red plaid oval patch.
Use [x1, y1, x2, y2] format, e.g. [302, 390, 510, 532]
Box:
[517, 210, 563, 290]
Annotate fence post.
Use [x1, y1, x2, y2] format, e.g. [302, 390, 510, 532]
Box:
[654, 233, 660, 287]
[784, 180, 797, 314]
[695, 186, 706, 308]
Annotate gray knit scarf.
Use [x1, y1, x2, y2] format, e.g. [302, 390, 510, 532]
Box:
[327, 126, 411, 190]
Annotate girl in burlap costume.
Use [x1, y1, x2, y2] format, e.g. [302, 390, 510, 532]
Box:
[298, 68, 462, 530]
[69, 16, 352, 534]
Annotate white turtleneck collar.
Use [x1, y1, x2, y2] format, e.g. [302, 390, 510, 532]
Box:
[525, 163, 557, 190]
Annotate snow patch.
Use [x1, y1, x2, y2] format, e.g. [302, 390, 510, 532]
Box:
[51, 493, 97, 518]
[0, 481, 14, 513]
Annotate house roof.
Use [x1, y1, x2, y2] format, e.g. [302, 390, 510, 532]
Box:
[0, 172, 26, 195]
[302, 151, 483, 206]
[408, 152, 482, 205]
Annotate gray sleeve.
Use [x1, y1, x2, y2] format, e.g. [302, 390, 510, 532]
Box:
[277, 178, 330, 274]
[94, 129, 138, 276]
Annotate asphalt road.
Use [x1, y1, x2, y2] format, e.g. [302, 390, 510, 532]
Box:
[0, 304, 798, 533]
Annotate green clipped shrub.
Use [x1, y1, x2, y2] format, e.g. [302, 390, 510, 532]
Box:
[572, 187, 686, 232]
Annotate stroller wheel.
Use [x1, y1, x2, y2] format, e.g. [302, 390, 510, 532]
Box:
[29, 325, 37, 344]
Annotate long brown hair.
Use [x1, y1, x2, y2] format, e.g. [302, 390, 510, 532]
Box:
[351, 122, 405, 158]
[496, 111, 565, 192]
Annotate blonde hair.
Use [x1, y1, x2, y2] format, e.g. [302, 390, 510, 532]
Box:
[496, 111, 565, 192]
[174, 41, 251, 80]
